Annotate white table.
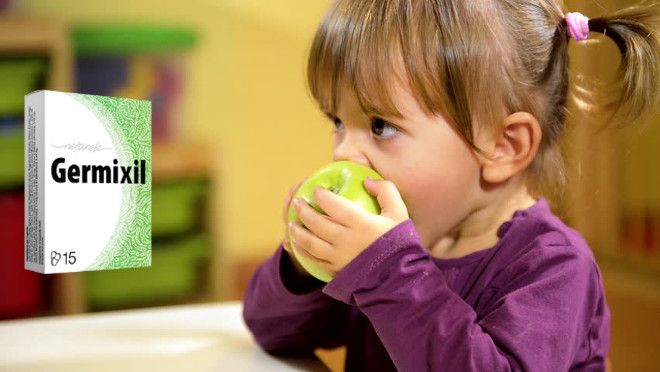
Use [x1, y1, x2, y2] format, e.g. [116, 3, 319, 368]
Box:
[0, 301, 330, 372]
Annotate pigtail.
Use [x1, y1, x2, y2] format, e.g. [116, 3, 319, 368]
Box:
[583, 1, 660, 126]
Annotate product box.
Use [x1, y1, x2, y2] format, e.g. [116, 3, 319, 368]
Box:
[24, 90, 152, 274]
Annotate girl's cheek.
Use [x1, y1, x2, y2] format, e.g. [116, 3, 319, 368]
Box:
[402, 170, 450, 210]
[333, 132, 343, 148]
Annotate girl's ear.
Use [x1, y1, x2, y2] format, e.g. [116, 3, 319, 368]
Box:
[479, 112, 541, 184]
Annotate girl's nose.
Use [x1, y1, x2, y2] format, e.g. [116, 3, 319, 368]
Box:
[332, 136, 371, 168]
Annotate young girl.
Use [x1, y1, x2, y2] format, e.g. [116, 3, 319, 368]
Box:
[243, 1, 659, 370]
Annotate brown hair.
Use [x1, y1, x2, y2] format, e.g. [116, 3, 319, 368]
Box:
[306, 0, 659, 202]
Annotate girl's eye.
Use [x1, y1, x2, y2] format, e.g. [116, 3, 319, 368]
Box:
[332, 116, 344, 131]
[325, 114, 344, 133]
[371, 117, 398, 139]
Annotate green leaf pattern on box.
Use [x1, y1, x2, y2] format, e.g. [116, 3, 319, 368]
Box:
[69, 93, 151, 270]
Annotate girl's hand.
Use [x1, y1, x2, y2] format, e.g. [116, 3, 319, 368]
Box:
[281, 177, 311, 277]
[288, 178, 409, 277]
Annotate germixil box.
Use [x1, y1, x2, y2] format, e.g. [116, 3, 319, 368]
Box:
[24, 90, 152, 274]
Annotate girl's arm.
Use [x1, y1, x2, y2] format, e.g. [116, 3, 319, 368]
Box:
[242, 244, 351, 357]
[322, 219, 609, 371]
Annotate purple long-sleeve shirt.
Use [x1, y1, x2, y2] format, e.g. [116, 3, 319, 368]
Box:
[242, 198, 610, 371]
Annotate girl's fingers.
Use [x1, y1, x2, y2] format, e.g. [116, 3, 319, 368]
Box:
[313, 187, 367, 225]
[292, 243, 330, 267]
[282, 177, 309, 253]
[293, 197, 344, 242]
[363, 178, 409, 220]
[282, 188, 295, 223]
[291, 243, 334, 275]
[282, 177, 308, 223]
[282, 237, 292, 253]
[289, 222, 332, 264]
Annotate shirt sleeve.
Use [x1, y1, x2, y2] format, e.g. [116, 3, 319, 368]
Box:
[242, 244, 352, 357]
[322, 219, 608, 371]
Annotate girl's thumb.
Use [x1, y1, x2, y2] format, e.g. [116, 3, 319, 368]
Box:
[364, 178, 408, 219]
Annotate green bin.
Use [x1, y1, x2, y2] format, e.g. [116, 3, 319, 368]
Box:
[152, 180, 208, 237]
[0, 58, 47, 116]
[0, 130, 23, 189]
[85, 234, 211, 309]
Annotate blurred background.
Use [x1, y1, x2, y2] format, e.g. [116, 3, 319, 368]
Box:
[0, 0, 657, 370]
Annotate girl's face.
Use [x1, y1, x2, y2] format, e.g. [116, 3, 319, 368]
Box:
[328, 83, 485, 249]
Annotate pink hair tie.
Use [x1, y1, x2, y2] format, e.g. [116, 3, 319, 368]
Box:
[565, 12, 590, 41]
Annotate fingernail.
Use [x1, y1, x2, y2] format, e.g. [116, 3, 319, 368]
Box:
[293, 198, 301, 207]
[288, 227, 296, 243]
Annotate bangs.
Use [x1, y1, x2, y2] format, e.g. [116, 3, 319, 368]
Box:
[306, 0, 522, 156]
[306, 0, 448, 120]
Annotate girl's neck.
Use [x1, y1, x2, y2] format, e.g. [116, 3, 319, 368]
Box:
[430, 185, 537, 259]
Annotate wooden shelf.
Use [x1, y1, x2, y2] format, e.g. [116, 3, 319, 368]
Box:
[152, 140, 212, 182]
[595, 250, 660, 298]
[0, 18, 219, 316]
[0, 17, 80, 315]
[0, 17, 73, 92]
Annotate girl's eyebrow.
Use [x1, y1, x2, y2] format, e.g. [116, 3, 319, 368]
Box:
[322, 111, 338, 121]
[367, 112, 407, 128]
[323, 110, 407, 130]
[322, 109, 408, 132]
[362, 107, 407, 123]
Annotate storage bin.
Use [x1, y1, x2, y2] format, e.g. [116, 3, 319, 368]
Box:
[0, 191, 43, 319]
[72, 24, 197, 140]
[152, 179, 208, 237]
[0, 128, 23, 188]
[0, 58, 47, 116]
[85, 234, 211, 309]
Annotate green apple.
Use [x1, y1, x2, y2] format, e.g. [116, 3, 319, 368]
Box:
[287, 160, 383, 282]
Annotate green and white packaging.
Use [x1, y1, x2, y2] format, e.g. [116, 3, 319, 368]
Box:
[24, 90, 152, 274]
